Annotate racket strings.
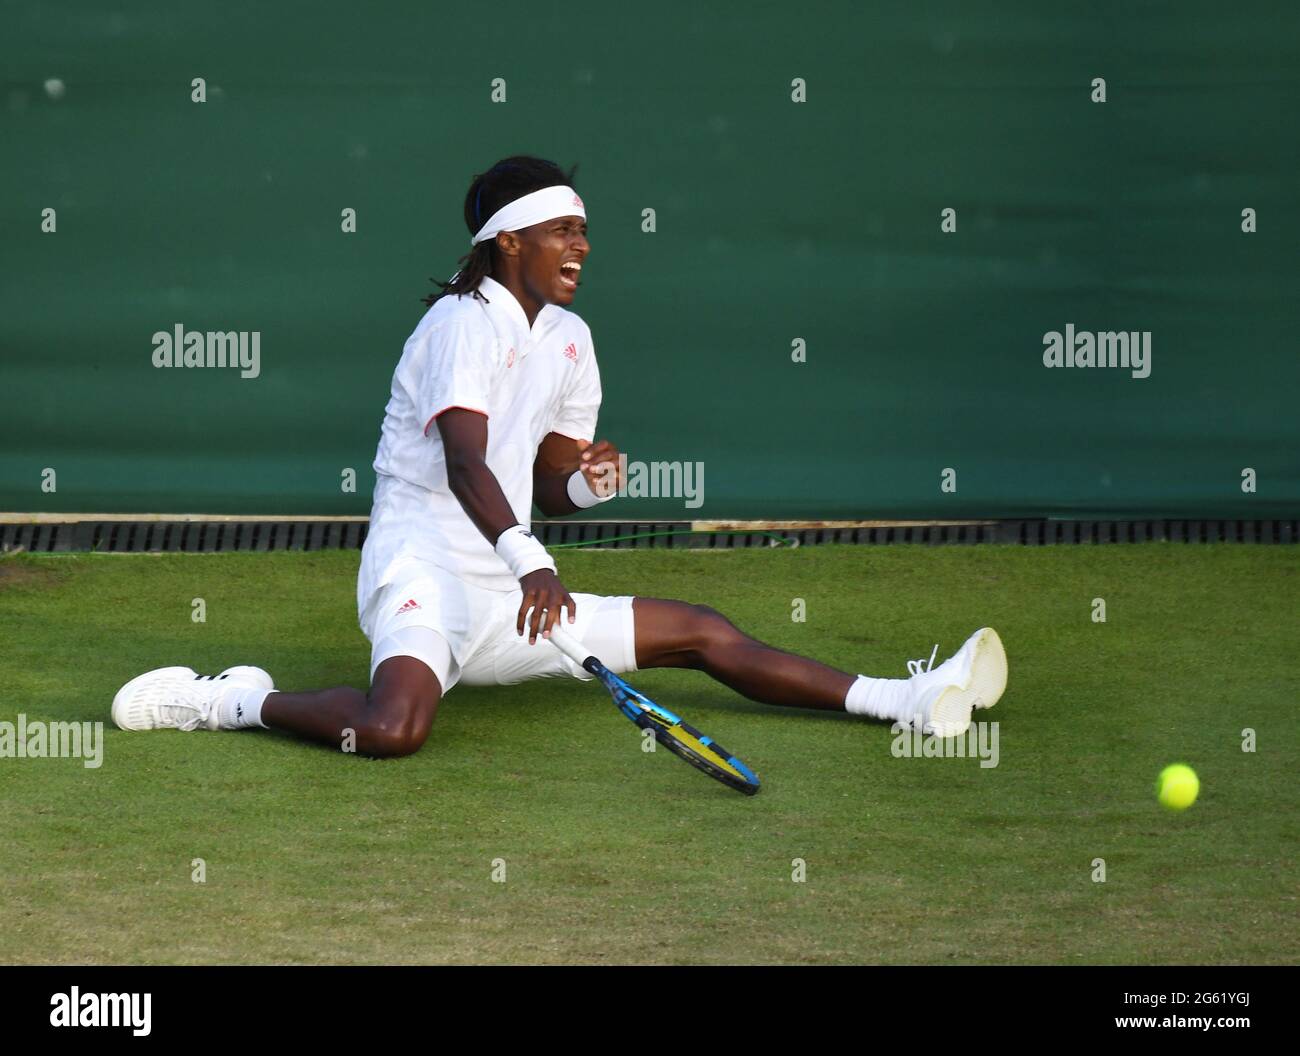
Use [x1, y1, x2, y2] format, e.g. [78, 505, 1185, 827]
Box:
[603, 669, 760, 794]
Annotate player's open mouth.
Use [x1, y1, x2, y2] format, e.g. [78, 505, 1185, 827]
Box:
[559, 261, 581, 290]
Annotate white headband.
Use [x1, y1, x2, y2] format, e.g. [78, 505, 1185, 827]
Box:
[471, 185, 586, 246]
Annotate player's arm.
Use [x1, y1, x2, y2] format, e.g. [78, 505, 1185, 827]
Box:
[437, 408, 574, 643]
[532, 432, 623, 516]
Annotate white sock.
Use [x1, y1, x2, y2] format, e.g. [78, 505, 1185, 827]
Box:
[844, 675, 911, 721]
[219, 687, 272, 730]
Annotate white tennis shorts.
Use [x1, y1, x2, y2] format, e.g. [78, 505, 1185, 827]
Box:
[359, 556, 638, 693]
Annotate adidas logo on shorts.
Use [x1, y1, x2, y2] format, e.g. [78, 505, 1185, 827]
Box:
[395, 598, 422, 615]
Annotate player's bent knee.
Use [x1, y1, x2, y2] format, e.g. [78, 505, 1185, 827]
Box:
[695, 604, 744, 639]
[360, 655, 441, 756]
[362, 691, 438, 758]
[685, 604, 747, 665]
[634, 598, 751, 670]
[363, 720, 430, 758]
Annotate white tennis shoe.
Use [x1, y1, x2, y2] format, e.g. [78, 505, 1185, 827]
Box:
[111, 665, 274, 732]
[900, 628, 1008, 737]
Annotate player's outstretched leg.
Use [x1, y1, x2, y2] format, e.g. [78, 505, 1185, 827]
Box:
[630, 598, 1007, 737]
[111, 656, 441, 758]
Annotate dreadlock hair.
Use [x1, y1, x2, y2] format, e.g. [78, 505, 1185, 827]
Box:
[422, 155, 578, 308]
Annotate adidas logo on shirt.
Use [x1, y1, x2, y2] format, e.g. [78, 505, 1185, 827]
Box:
[395, 598, 422, 615]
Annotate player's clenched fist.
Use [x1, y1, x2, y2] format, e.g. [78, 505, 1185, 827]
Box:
[517, 568, 576, 644]
[578, 439, 623, 498]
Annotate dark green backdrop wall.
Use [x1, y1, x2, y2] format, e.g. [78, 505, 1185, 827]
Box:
[3, 2, 1297, 519]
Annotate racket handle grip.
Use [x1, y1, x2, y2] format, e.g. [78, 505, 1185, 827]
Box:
[546, 624, 597, 667]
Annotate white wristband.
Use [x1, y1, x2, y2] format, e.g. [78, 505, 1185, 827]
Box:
[494, 524, 556, 580]
[566, 468, 616, 509]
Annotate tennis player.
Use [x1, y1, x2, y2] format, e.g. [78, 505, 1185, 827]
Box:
[112, 156, 1008, 755]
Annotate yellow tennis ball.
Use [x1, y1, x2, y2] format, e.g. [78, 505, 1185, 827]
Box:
[1157, 764, 1199, 810]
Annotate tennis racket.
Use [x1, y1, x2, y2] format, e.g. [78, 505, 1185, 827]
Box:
[547, 624, 760, 795]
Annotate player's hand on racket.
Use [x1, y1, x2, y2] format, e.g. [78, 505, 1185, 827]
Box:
[578, 439, 622, 499]
[517, 569, 575, 644]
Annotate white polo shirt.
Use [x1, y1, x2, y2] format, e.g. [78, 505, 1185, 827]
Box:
[358, 275, 602, 611]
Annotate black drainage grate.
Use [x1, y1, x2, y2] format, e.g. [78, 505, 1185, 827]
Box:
[0, 518, 1296, 553]
[0, 520, 370, 554]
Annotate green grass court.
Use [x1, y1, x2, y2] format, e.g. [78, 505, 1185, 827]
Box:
[0, 545, 1294, 964]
